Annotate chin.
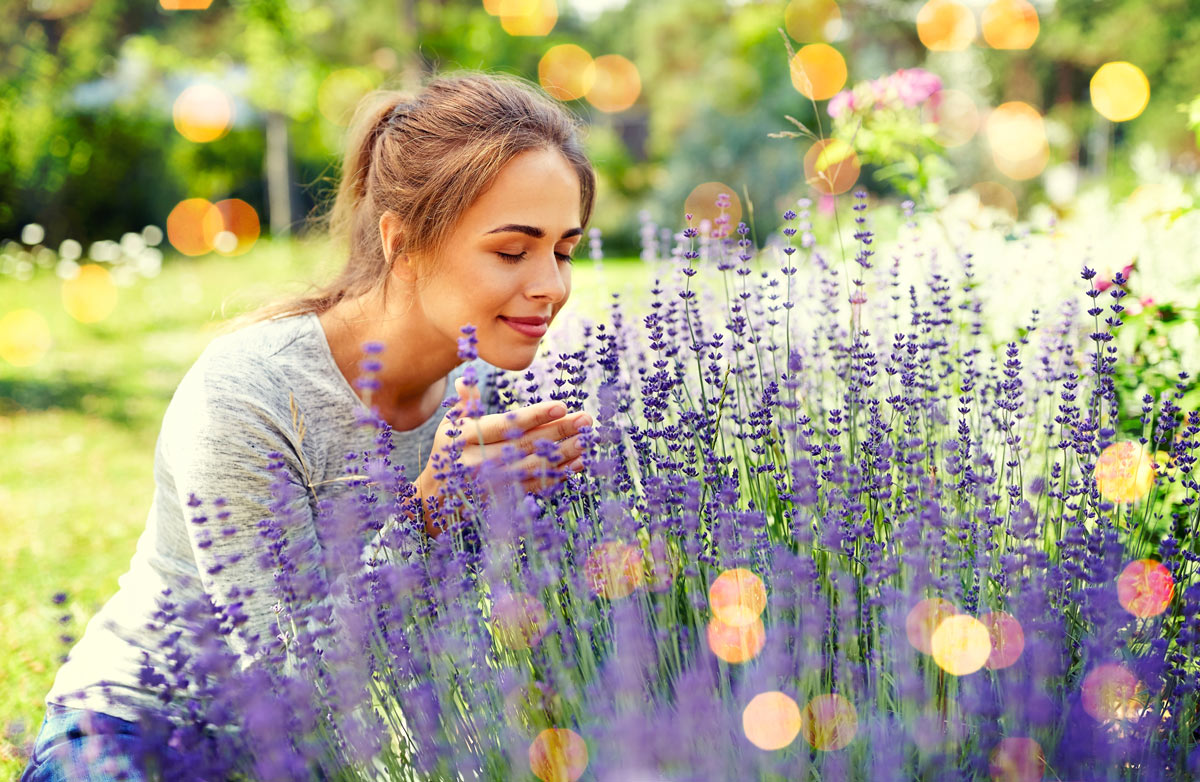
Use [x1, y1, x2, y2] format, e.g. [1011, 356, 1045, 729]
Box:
[481, 350, 540, 372]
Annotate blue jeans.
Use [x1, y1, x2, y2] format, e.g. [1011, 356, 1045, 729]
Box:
[19, 703, 160, 782]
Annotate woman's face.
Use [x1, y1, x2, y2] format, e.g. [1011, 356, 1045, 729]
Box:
[410, 147, 583, 371]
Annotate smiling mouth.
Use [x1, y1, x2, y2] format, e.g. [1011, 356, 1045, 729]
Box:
[498, 316, 549, 338]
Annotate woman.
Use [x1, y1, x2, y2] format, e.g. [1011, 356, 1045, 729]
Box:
[21, 72, 596, 781]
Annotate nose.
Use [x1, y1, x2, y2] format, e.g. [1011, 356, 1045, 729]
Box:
[527, 252, 569, 304]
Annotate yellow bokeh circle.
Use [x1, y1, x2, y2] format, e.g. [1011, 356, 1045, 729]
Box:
[988, 736, 1045, 782]
[981, 0, 1039, 50]
[1094, 441, 1156, 503]
[784, 0, 843, 43]
[683, 182, 743, 238]
[62, 264, 118, 324]
[708, 568, 767, 627]
[500, 0, 557, 37]
[528, 728, 588, 782]
[917, 0, 976, 51]
[802, 693, 857, 751]
[985, 102, 1048, 181]
[0, 309, 53, 367]
[931, 614, 992, 676]
[586, 54, 641, 113]
[706, 616, 765, 664]
[742, 691, 802, 750]
[1081, 663, 1146, 722]
[539, 45, 596, 102]
[167, 198, 224, 257]
[490, 592, 549, 651]
[905, 597, 957, 655]
[584, 540, 643, 600]
[172, 84, 233, 143]
[789, 44, 847, 101]
[1091, 61, 1150, 122]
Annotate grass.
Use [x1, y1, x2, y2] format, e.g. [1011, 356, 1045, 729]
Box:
[0, 238, 649, 774]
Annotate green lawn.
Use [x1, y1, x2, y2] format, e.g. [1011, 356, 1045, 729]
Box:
[0, 239, 649, 774]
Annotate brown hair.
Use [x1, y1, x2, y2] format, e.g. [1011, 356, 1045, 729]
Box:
[241, 72, 595, 323]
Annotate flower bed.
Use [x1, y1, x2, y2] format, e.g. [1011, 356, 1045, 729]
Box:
[126, 194, 1198, 781]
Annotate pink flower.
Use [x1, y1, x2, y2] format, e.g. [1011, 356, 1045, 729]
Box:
[1095, 262, 1135, 292]
[828, 90, 855, 119]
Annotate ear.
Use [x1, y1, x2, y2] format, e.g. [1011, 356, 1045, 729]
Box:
[379, 211, 409, 274]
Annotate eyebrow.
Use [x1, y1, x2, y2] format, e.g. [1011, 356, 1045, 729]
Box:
[485, 224, 584, 240]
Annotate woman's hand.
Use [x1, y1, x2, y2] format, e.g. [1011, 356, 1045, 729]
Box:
[415, 377, 591, 535]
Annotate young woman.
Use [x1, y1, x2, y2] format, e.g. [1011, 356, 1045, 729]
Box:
[21, 72, 596, 781]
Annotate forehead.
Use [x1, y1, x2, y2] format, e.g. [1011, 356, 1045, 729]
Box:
[458, 148, 582, 234]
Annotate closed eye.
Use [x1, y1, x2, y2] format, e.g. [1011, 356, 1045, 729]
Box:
[496, 251, 574, 264]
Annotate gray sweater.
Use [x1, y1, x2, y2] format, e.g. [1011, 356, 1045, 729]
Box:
[47, 313, 477, 722]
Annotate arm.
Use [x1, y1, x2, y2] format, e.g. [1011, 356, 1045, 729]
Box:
[160, 357, 324, 666]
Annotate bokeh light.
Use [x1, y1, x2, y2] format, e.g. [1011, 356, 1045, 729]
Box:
[528, 728, 588, 782]
[1094, 441, 1157, 503]
[931, 615, 992, 676]
[500, 0, 558, 37]
[802, 693, 857, 751]
[981, 0, 1039, 50]
[317, 69, 376, 126]
[61, 264, 118, 324]
[159, 0, 212, 9]
[167, 198, 224, 257]
[205, 199, 260, 257]
[1090, 62, 1150, 123]
[742, 691, 802, 750]
[585, 54, 641, 113]
[1081, 663, 1146, 723]
[0, 309, 52, 367]
[917, 0, 976, 51]
[981, 611, 1025, 670]
[985, 101, 1048, 180]
[905, 597, 957, 655]
[31, 0, 96, 19]
[706, 616, 765, 664]
[172, 84, 233, 143]
[789, 44, 847, 101]
[988, 737, 1045, 782]
[784, 0, 843, 43]
[21, 223, 46, 246]
[539, 45, 597, 102]
[490, 592, 549, 650]
[709, 568, 767, 627]
[804, 138, 860, 195]
[928, 89, 980, 147]
[1117, 559, 1174, 618]
[584, 540, 643, 600]
[684, 182, 743, 238]
[971, 181, 1019, 221]
[642, 534, 677, 592]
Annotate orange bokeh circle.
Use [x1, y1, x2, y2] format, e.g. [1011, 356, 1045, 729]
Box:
[789, 44, 847, 101]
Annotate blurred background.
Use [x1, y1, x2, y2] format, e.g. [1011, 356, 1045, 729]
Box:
[3, 0, 1200, 772]
[3, 0, 1199, 256]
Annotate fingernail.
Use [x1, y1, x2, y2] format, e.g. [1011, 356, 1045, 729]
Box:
[548, 403, 567, 418]
[576, 414, 592, 429]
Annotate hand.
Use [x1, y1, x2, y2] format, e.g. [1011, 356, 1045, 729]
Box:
[416, 377, 591, 534]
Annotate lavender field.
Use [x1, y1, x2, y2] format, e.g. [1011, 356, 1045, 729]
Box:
[105, 190, 1200, 781]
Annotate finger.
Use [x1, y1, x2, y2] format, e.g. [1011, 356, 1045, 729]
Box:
[507, 413, 591, 455]
[451, 377, 483, 419]
[471, 401, 568, 443]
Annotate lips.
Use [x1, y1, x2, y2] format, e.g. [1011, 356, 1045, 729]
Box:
[500, 316, 550, 325]
[499, 315, 549, 338]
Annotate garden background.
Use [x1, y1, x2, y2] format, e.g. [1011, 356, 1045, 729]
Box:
[2, 0, 1200, 778]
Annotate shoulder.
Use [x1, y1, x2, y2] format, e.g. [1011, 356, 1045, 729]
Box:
[167, 315, 327, 430]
